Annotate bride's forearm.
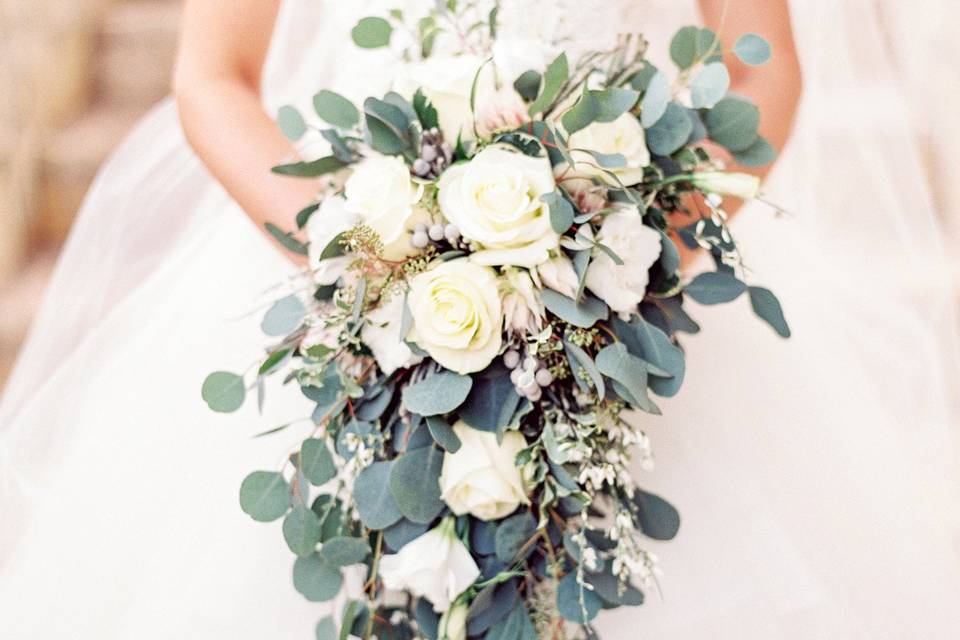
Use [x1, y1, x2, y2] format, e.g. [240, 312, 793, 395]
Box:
[175, 78, 317, 264]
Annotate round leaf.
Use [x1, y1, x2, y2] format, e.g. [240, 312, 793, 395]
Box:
[353, 461, 403, 530]
[239, 471, 290, 522]
[283, 505, 322, 557]
[261, 294, 306, 337]
[277, 106, 307, 141]
[201, 371, 245, 413]
[749, 286, 791, 338]
[633, 489, 681, 541]
[685, 271, 748, 304]
[556, 572, 602, 623]
[690, 62, 730, 109]
[300, 438, 337, 486]
[389, 446, 445, 524]
[313, 90, 360, 130]
[640, 71, 670, 127]
[293, 554, 343, 602]
[732, 135, 776, 168]
[351, 17, 393, 49]
[734, 33, 772, 66]
[705, 97, 760, 153]
[646, 102, 694, 156]
[494, 513, 537, 563]
[319, 536, 371, 566]
[401, 372, 473, 417]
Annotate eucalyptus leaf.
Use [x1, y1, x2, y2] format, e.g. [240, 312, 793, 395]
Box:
[685, 271, 748, 304]
[734, 33, 772, 66]
[315, 617, 337, 640]
[732, 135, 776, 168]
[540, 289, 609, 328]
[293, 554, 343, 602]
[272, 156, 348, 178]
[467, 580, 519, 635]
[283, 506, 322, 557]
[610, 316, 685, 397]
[402, 371, 473, 416]
[640, 70, 670, 127]
[556, 572, 602, 623]
[426, 415, 462, 452]
[300, 438, 337, 486]
[353, 461, 403, 530]
[261, 294, 306, 337]
[587, 570, 644, 607]
[691, 62, 730, 109]
[563, 341, 605, 399]
[494, 512, 537, 563]
[202, 371, 245, 413]
[384, 518, 429, 551]
[313, 90, 360, 129]
[319, 536, 370, 566]
[239, 471, 290, 522]
[646, 102, 694, 156]
[705, 96, 760, 153]
[351, 16, 393, 48]
[541, 192, 575, 234]
[749, 286, 791, 337]
[633, 489, 681, 540]
[277, 105, 307, 141]
[514, 70, 542, 102]
[560, 84, 600, 135]
[595, 343, 649, 410]
[389, 446, 445, 524]
[528, 53, 568, 116]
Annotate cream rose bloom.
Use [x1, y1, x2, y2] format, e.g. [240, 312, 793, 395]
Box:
[343, 153, 426, 260]
[438, 145, 559, 268]
[440, 421, 530, 521]
[566, 112, 650, 186]
[306, 196, 356, 284]
[379, 517, 480, 613]
[585, 206, 663, 315]
[407, 260, 503, 374]
[361, 290, 423, 375]
[395, 54, 490, 142]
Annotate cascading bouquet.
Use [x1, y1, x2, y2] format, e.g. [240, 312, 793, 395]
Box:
[203, 5, 789, 639]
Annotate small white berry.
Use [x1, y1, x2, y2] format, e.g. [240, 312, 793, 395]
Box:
[510, 368, 523, 385]
[535, 369, 554, 387]
[414, 223, 428, 235]
[421, 145, 438, 162]
[522, 356, 538, 372]
[444, 224, 460, 243]
[503, 349, 521, 369]
[526, 386, 543, 402]
[412, 159, 431, 176]
[411, 231, 430, 249]
[428, 224, 445, 242]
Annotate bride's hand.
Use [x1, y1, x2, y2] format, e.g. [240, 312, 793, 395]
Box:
[174, 0, 314, 267]
[677, 0, 803, 271]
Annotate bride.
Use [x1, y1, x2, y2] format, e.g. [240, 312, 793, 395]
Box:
[2, 0, 958, 637]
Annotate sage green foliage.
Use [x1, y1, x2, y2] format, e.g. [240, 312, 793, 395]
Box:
[239, 471, 290, 522]
[401, 371, 472, 416]
[201, 371, 245, 413]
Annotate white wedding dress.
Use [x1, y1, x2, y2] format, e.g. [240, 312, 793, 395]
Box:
[2, 0, 958, 638]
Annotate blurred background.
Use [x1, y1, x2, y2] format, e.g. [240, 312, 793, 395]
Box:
[0, 0, 957, 389]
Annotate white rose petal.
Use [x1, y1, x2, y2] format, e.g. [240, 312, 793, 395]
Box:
[407, 260, 503, 374]
[585, 206, 662, 314]
[306, 196, 358, 284]
[379, 518, 480, 613]
[395, 54, 491, 142]
[438, 145, 559, 268]
[565, 113, 650, 186]
[440, 422, 530, 521]
[501, 269, 545, 336]
[361, 291, 423, 375]
[535, 254, 580, 299]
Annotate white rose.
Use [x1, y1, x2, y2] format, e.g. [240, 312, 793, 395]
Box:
[395, 54, 490, 142]
[306, 196, 357, 285]
[407, 260, 503, 375]
[690, 171, 761, 199]
[438, 145, 559, 268]
[361, 290, 423, 375]
[501, 269, 544, 336]
[438, 601, 469, 640]
[585, 206, 662, 314]
[343, 153, 425, 260]
[535, 254, 580, 299]
[565, 113, 650, 186]
[475, 87, 530, 139]
[440, 421, 530, 521]
[379, 517, 480, 613]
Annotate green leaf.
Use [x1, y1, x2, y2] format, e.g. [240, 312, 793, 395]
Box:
[560, 84, 600, 135]
[319, 536, 370, 566]
[528, 53, 568, 116]
[261, 294, 306, 336]
[646, 102, 694, 156]
[296, 202, 320, 229]
[300, 438, 337, 486]
[401, 371, 473, 416]
[633, 489, 681, 540]
[690, 62, 730, 109]
[239, 471, 290, 522]
[278, 105, 307, 141]
[202, 371, 245, 413]
[486, 601, 535, 640]
[353, 461, 403, 530]
[541, 191, 575, 234]
[556, 572, 602, 623]
[313, 90, 360, 129]
[494, 512, 537, 562]
[426, 415, 462, 452]
[384, 518, 429, 550]
[705, 96, 760, 153]
[669, 26, 700, 69]
[586, 570, 644, 606]
[640, 70, 670, 127]
[593, 88, 640, 122]
[315, 617, 337, 640]
[595, 343, 650, 409]
[351, 16, 393, 48]
[293, 554, 343, 602]
[610, 316, 685, 397]
[413, 89, 439, 130]
[563, 341, 605, 399]
[389, 445, 445, 524]
[283, 505, 322, 557]
[734, 33, 772, 66]
[265, 222, 309, 255]
[467, 580, 519, 635]
[540, 289, 609, 328]
[272, 155, 348, 178]
[514, 70, 542, 102]
[732, 135, 776, 167]
[749, 286, 791, 337]
[364, 97, 411, 154]
[458, 370, 522, 434]
[685, 271, 748, 304]
[258, 348, 291, 377]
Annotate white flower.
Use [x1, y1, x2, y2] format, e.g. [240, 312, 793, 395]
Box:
[438, 145, 558, 268]
[565, 113, 650, 186]
[306, 196, 357, 284]
[379, 517, 480, 613]
[438, 601, 469, 640]
[361, 290, 422, 375]
[407, 260, 503, 374]
[585, 206, 662, 314]
[690, 171, 761, 199]
[475, 87, 530, 139]
[535, 254, 580, 298]
[440, 421, 530, 521]
[395, 54, 490, 142]
[501, 269, 544, 336]
[343, 153, 425, 260]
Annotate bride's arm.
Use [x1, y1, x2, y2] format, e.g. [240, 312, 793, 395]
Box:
[678, 0, 802, 265]
[173, 0, 315, 263]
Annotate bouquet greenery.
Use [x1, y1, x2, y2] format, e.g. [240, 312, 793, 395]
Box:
[204, 4, 788, 639]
